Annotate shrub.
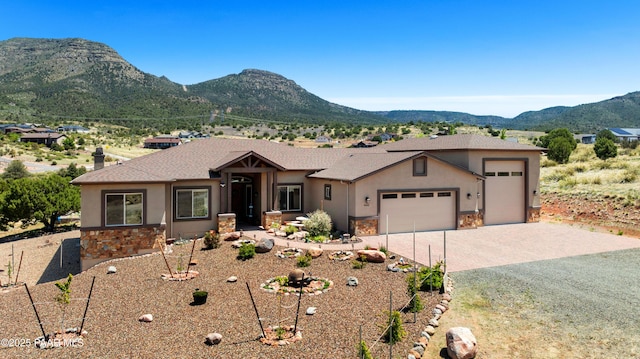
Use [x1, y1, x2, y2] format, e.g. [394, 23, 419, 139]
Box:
[284, 225, 298, 236]
[406, 274, 424, 313]
[378, 244, 389, 256]
[352, 255, 367, 269]
[273, 276, 289, 286]
[305, 209, 332, 237]
[381, 310, 406, 344]
[416, 261, 444, 291]
[237, 243, 256, 260]
[594, 138, 617, 160]
[203, 230, 220, 250]
[297, 253, 312, 267]
[357, 340, 373, 359]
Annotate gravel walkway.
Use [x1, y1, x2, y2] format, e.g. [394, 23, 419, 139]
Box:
[0, 237, 441, 358]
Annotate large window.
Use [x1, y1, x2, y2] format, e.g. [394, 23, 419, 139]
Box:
[175, 188, 209, 220]
[413, 158, 427, 176]
[278, 184, 302, 212]
[105, 192, 143, 226]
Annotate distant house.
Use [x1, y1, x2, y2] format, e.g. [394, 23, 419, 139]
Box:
[608, 128, 640, 142]
[178, 131, 209, 139]
[353, 140, 379, 148]
[19, 132, 66, 147]
[367, 133, 397, 142]
[315, 135, 332, 143]
[576, 134, 596, 144]
[3, 126, 32, 134]
[58, 125, 90, 133]
[143, 136, 181, 149]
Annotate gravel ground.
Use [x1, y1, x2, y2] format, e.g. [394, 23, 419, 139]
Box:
[445, 248, 640, 358]
[0, 237, 441, 358]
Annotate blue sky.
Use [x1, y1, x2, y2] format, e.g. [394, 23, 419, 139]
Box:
[2, 1, 640, 117]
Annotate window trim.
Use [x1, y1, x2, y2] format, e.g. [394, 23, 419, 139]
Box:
[324, 184, 332, 200]
[174, 186, 212, 221]
[278, 183, 303, 212]
[413, 157, 427, 176]
[102, 189, 147, 227]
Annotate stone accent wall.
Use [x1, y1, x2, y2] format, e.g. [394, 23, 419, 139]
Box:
[350, 217, 379, 236]
[459, 211, 483, 229]
[262, 211, 282, 229]
[527, 207, 541, 223]
[81, 225, 165, 269]
[218, 213, 236, 234]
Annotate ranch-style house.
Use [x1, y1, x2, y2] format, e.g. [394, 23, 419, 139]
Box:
[72, 134, 544, 270]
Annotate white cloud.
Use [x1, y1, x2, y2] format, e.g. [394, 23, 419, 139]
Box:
[328, 94, 619, 118]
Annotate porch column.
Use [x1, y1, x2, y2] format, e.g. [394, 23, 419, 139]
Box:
[225, 171, 232, 213]
[273, 171, 279, 210]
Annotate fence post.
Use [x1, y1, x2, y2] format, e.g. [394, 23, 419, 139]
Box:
[389, 291, 393, 359]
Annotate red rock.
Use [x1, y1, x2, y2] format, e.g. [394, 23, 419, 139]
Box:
[356, 249, 386, 263]
[446, 327, 478, 359]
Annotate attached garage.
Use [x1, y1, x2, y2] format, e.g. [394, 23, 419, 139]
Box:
[484, 160, 526, 225]
[379, 190, 457, 233]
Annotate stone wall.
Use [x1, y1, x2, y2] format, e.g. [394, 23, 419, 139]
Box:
[80, 225, 165, 270]
[262, 211, 282, 229]
[350, 217, 379, 236]
[459, 211, 483, 229]
[527, 207, 541, 223]
[217, 213, 236, 234]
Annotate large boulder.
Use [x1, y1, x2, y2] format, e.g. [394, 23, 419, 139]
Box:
[307, 247, 323, 258]
[446, 327, 478, 359]
[356, 249, 386, 263]
[255, 237, 275, 253]
[222, 232, 241, 241]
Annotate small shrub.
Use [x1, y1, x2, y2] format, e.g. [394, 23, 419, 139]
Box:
[416, 261, 444, 291]
[378, 244, 389, 256]
[357, 340, 373, 359]
[203, 230, 220, 250]
[406, 274, 424, 313]
[284, 225, 298, 236]
[237, 243, 256, 260]
[305, 209, 332, 237]
[297, 253, 312, 267]
[273, 276, 289, 286]
[381, 310, 406, 344]
[352, 255, 367, 269]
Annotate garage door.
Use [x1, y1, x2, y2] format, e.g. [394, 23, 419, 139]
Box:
[484, 161, 525, 225]
[379, 191, 456, 234]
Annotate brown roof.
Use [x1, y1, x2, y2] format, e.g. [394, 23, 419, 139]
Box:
[380, 134, 543, 152]
[144, 137, 181, 144]
[20, 132, 65, 139]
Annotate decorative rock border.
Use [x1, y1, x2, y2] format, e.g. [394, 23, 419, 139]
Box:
[259, 325, 303, 346]
[386, 259, 418, 273]
[328, 250, 354, 261]
[161, 270, 199, 281]
[275, 247, 303, 258]
[406, 276, 455, 359]
[231, 239, 255, 248]
[260, 276, 334, 296]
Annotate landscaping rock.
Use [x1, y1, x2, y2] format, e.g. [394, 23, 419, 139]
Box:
[356, 249, 386, 263]
[307, 247, 323, 258]
[347, 276, 359, 286]
[420, 331, 431, 340]
[387, 264, 400, 272]
[255, 238, 274, 253]
[412, 344, 425, 356]
[306, 307, 317, 315]
[436, 304, 447, 313]
[408, 348, 422, 358]
[446, 327, 478, 359]
[443, 293, 452, 301]
[275, 230, 287, 237]
[205, 332, 222, 345]
[433, 308, 443, 316]
[425, 325, 436, 335]
[231, 239, 255, 248]
[288, 269, 305, 285]
[428, 318, 439, 327]
[138, 314, 153, 322]
[107, 266, 117, 274]
[222, 232, 241, 241]
[226, 276, 238, 283]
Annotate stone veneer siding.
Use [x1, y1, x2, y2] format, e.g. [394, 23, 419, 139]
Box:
[262, 211, 282, 229]
[350, 217, 379, 236]
[80, 225, 165, 268]
[527, 207, 541, 223]
[218, 213, 236, 234]
[458, 211, 483, 229]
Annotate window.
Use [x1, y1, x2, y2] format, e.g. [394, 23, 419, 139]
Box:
[382, 193, 398, 199]
[413, 158, 427, 176]
[420, 192, 434, 198]
[401, 193, 416, 198]
[437, 192, 452, 197]
[176, 188, 209, 219]
[278, 185, 302, 212]
[498, 172, 509, 177]
[105, 192, 143, 226]
[324, 184, 331, 200]
[484, 172, 496, 176]
[511, 171, 523, 176]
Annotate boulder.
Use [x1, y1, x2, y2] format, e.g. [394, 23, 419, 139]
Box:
[205, 332, 222, 345]
[275, 230, 287, 237]
[307, 247, 323, 258]
[356, 249, 386, 263]
[138, 314, 153, 322]
[347, 276, 359, 286]
[221, 232, 241, 241]
[428, 318, 439, 327]
[107, 266, 117, 274]
[446, 327, 478, 359]
[288, 269, 305, 285]
[227, 276, 238, 283]
[255, 237, 275, 253]
[424, 325, 436, 335]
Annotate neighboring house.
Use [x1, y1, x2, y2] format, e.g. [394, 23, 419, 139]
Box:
[143, 136, 181, 149]
[576, 134, 596, 144]
[3, 126, 33, 134]
[367, 133, 396, 142]
[315, 135, 332, 143]
[58, 125, 90, 133]
[19, 132, 66, 147]
[353, 140, 379, 148]
[608, 128, 640, 142]
[72, 134, 543, 270]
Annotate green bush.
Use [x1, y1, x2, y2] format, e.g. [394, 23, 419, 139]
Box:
[237, 243, 256, 260]
[406, 274, 424, 313]
[284, 225, 298, 235]
[381, 310, 406, 344]
[203, 230, 220, 250]
[305, 209, 332, 237]
[357, 340, 373, 359]
[352, 254, 367, 269]
[297, 253, 312, 267]
[416, 261, 444, 291]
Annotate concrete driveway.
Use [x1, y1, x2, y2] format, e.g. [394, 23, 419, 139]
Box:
[359, 222, 640, 272]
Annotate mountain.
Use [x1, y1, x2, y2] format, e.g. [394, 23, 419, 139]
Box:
[375, 110, 511, 127]
[508, 92, 640, 132]
[0, 37, 383, 125]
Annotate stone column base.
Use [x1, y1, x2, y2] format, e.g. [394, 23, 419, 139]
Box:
[459, 211, 483, 229]
[527, 207, 541, 223]
[350, 217, 379, 236]
[262, 211, 282, 229]
[218, 213, 236, 234]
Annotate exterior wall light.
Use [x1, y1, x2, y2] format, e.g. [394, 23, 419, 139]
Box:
[467, 193, 472, 200]
[365, 196, 370, 204]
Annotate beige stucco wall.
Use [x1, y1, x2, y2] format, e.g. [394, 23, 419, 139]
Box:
[169, 180, 220, 239]
[80, 183, 167, 228]
[308, 179, 351, 233]
[275, 171, 311, 222]
[353, 157, 480, 218]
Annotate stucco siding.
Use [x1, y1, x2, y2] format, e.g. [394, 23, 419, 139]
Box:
[308, 179, 350, 233]
[169, 180, 219, 239]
